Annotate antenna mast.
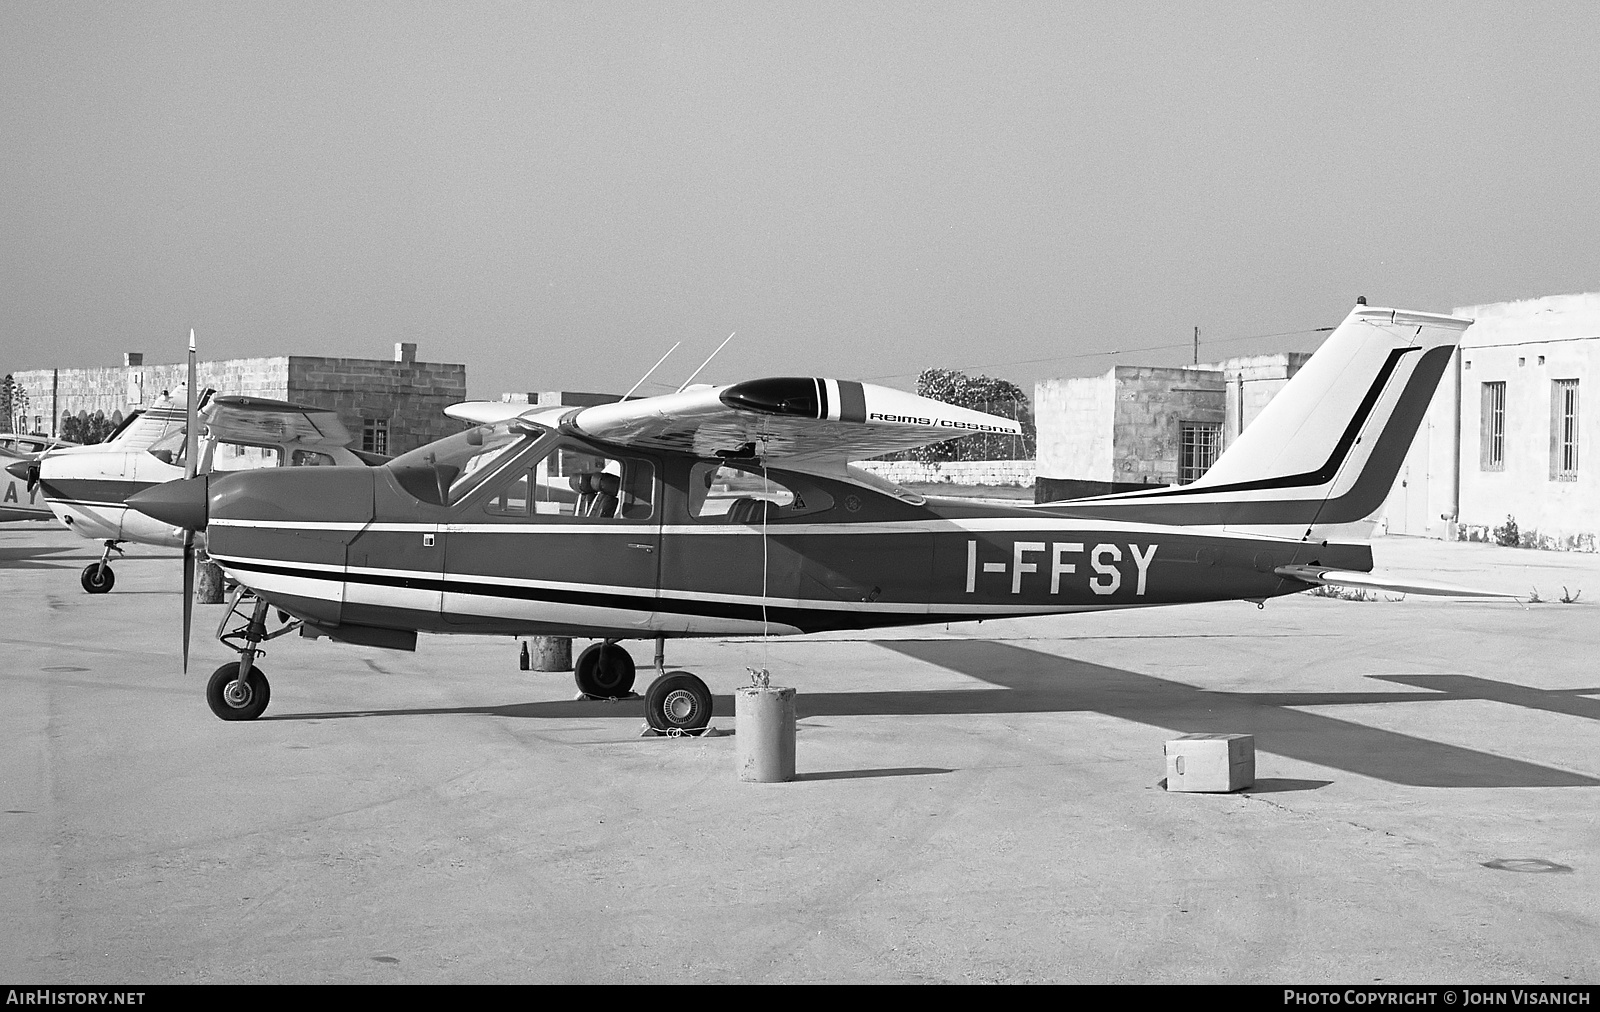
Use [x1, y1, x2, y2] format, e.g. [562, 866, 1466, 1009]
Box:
[677, 332, 737, 392]
[621, 342, 681, 401]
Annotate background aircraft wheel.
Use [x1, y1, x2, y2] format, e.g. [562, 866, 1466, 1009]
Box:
[574, 643, 635, 697]
[80, 564, 115, 594]
[644, 672, 712, 736]
[205, 662, 271, 721]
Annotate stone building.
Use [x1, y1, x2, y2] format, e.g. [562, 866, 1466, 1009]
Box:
[1033, 352, 1308, 500]
[1381, 292, 1600, 549]
[10, 342, 465, 456]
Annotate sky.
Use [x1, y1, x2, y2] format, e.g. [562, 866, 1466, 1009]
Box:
[2, 2, 1598, 400]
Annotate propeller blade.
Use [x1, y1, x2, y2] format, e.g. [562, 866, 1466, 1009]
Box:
[182, 330, 198, 673]
[185, 329, 198, 481]
[182, 533, 194, 673]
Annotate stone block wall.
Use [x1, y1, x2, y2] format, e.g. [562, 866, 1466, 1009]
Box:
[11, 359, 290, 436]
[1035, 373, 1114, 480]
[1110, 366, 1224, 485]
[851, 459, 1035, 487]
[288, 357, 467, 455]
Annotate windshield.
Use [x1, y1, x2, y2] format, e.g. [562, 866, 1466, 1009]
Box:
[145, 426, 191, 467]
[388, 423, 532, 505]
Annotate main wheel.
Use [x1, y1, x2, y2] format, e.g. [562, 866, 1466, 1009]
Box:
[644, 672, 712, 736]
[206, 662, 271, 721]
[574, 643, 635, 698]
[80, 564, 115, 594]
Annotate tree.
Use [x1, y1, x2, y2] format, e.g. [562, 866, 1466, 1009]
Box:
[60, 410, 118, 445]
[4, 379, 30, 434]
[0, 375, 14, 433]
[909, 368, 1037, 463]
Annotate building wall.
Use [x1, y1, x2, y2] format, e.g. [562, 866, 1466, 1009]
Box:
[1207, 353, 1313, 450]
[1034, 373, 1115, 481]
[1110, 366, 1224, 485]
[10, 351, 465, 455]
[11, 359, 291, 435]
[287, 357, 467, 456]
[1452, 294, 1600, 550]
[851, 459, 1035, 487]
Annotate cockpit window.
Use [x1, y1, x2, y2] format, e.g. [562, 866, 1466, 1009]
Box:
[145, 426, 190, 467]
[387, 423, 532, 505]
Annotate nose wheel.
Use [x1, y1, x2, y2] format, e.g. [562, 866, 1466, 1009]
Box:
[80, 540, 124, 594]
[80, 563, 115, 593]
[206, 661, 271, 721]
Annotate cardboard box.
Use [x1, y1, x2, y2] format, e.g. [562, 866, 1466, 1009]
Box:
[1165, 733, 1255, 792]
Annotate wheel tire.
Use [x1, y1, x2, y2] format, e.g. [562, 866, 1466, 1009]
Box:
[205, 662, 271, 721]
[80, 564, 115, 594]
[574, 643, 636, 698]
[644, 672, 713, 736]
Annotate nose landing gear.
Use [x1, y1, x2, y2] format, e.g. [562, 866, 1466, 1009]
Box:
[205, 587, 302, 721]
[80, 540, 124, 594]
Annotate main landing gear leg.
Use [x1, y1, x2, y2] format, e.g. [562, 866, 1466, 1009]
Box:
[80, 540, 124, 594]
[640, 635, 713, 738]
[206, 588, 300, 721]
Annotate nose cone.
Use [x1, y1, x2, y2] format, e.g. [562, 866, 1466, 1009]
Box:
[5, 458, 31, 482]
[128, 475, 210, 531]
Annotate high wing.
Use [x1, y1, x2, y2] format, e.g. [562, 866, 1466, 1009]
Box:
[451, 377, 1022, 464]
[202, 395, 354, 448]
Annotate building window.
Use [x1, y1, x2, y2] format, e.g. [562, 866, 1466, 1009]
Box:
[1178, 421, 1222, 485]
[362, 418, 389, 455]
[1480, 381, 1505, 471]
[1552, 380, 1579, 480]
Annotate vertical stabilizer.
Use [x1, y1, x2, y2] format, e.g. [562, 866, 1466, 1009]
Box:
[1046, 305, 1471, 537]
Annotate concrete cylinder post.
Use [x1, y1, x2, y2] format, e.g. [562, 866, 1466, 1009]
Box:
[194, 550, 225, 605]
[527, 636, 572, 672]
[735, 685, 796, 782]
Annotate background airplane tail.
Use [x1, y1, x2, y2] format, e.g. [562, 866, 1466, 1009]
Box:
[1057, 304, 1472, 539]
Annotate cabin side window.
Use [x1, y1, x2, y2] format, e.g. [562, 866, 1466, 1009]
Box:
[484, 441, 654, 520]
[210, 441, 282, 471]
[688, 462, 834, 522]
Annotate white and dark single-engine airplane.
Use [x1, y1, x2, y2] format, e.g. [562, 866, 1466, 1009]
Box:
[7, 344, 384, 593]
[128, 303, 1501, 732]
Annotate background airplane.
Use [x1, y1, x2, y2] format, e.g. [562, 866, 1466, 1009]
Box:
[130, 304, 1503, 731]
[0, 444, 63, 522]
[8, 386, 382, 593]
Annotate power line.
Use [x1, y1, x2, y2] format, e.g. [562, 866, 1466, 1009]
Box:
[863, 325, 1335, 382]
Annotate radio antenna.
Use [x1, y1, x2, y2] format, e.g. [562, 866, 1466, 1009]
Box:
[676, 332, 736, 392]
[621, 341, 681, 401]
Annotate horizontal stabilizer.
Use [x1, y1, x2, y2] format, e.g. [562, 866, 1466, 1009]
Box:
[1274, 564, 1515, 599]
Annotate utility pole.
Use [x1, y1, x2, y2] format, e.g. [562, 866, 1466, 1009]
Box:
[1193, 326, 1199, 366]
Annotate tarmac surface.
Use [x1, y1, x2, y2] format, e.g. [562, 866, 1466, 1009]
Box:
[2, 522, 1598, 984]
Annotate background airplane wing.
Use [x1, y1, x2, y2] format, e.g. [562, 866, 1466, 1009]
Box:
[203, 395, 354, 447]
[552, 377, 1022, 464]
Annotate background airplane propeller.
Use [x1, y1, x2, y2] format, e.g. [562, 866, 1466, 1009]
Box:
[182, 330, 197, 672]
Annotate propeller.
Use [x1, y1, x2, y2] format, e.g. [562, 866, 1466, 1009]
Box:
[182, 329, 198, 672]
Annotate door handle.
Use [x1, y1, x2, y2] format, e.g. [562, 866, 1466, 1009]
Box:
[626, 543, 654, 553]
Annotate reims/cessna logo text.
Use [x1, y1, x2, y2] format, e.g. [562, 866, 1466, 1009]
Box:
[869, 411, 1014, 432]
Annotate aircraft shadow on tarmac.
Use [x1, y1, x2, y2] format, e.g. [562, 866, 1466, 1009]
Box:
[270, 639, 1600, 790]
[0, 545, 88, 570]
